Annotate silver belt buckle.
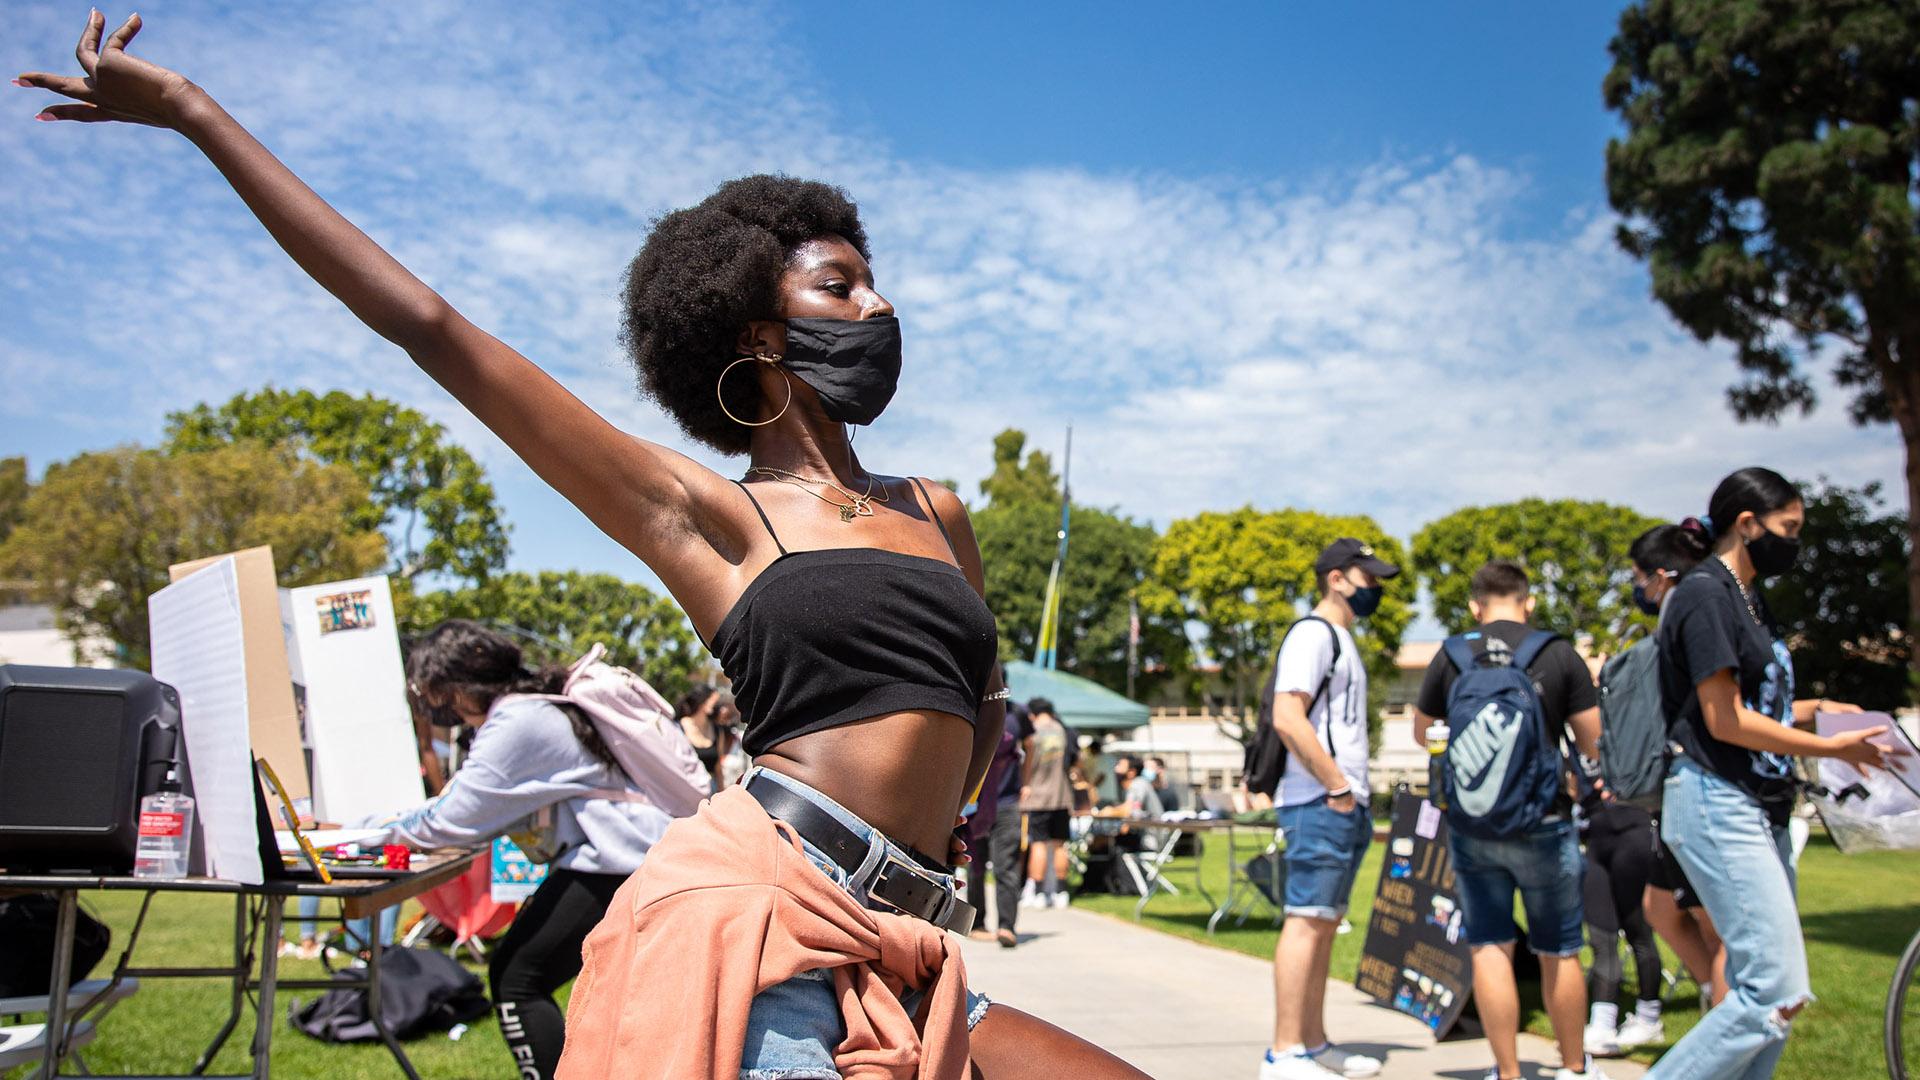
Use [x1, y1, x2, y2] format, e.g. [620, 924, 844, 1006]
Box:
[871, 852, 973, 934]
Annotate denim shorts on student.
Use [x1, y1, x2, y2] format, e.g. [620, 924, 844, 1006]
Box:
[739, 767, 992, 1080]
[1448, 815, 1584, 956]
[1277, 795, 1373, 921]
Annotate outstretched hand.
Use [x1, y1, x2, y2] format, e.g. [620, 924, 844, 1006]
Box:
[1830, 724, 1900, 774]
[15, 11, 198, 128]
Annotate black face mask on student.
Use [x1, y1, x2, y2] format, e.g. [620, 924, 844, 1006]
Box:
[1632, 583, 1660, 617]
[1745, 526, 1801, 579]
[781, 316, 903, 425]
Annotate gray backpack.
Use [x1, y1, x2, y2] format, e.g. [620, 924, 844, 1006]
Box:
[1598, 636, 1666, 810]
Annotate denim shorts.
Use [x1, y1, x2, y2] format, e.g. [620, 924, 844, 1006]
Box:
[739, 768, 992, 1079]
[1448, 815, 1584, 955]
[1277, 795, 1373, 921]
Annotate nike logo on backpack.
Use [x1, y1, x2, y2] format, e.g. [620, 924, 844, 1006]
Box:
[1452, 702, 1520, 818]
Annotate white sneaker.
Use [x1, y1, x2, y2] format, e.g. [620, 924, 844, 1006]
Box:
[1614, 1014, 1665, 1049]
[1583, 1022, 1621, 1057]
[1049, 890, 1070, 908]
[1018, 890, 1043, 909]
[1258, 1049, 1344, 1080]
[1553, 1055, 1610, 1080]
[1307, 1042, 1381, 1078]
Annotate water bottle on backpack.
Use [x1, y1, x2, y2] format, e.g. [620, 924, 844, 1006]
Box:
[1435, 630, 1563, 839]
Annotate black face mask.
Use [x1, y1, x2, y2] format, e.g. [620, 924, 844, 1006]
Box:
[1632, 583, 1660, 617]
[781, 316, 902, 425]
[1745, 526, 1801, 579]
[1348, 584, 1383, 618]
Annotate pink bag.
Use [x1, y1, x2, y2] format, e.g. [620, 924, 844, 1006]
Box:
[513, 644, 711, 818]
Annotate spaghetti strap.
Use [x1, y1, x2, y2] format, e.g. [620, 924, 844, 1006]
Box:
[910, 477, 961, 559]
[733, 480, 788, 555]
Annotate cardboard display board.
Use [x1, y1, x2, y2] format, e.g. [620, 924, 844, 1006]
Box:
[1354, 789, 1474, 1037]
[168, 547, 308, 804]
[279, 576, 424, 824]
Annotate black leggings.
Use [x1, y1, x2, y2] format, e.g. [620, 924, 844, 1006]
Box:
[965, 799, 1026, 933]
[1583, 802, 1661, 1006]
[489, 867, 627, 1080]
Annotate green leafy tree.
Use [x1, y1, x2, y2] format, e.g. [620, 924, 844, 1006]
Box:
[403, 570, 706, 699]
[1144, 507, 1411, 748]
[0, 457, 26, 546]
[165, 387, 509, 584]
[1412, 499, 1663, 649]
[0, 444, 387, 667]
[1605, 0, 1920, 689]
[971, 430, 1185, 700]
[1767, 479, 1911, 707]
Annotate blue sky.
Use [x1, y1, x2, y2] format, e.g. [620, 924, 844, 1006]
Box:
[1, 1, 1904, 624]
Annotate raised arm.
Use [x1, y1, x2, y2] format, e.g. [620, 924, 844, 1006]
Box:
[18, 13, 732, 582]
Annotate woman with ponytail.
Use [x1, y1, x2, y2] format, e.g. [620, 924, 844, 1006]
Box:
[1631, 524, 1728, 1016]
[371, 620, 675, 1080]
[1645, 468, 1896, 1079]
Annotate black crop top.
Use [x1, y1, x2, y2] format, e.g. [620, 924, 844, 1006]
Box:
[708, 478, 1000, 757]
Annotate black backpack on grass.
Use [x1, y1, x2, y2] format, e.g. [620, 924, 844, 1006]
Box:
[289, 946, 491, 1043]
[1243, 617, 1341, 797]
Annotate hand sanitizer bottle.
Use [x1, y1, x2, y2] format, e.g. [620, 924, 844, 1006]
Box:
[134, 765, 195, 880]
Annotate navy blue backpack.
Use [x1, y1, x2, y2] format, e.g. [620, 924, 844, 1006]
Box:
[1438, 630, 1563, 839]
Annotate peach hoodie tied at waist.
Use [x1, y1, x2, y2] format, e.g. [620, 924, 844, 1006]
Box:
[556, 784, 973, 1080]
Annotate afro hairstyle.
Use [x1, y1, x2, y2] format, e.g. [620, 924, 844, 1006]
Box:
[620, 174, 872, 455]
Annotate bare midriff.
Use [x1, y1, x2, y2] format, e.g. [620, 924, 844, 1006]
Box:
[754, 709, 981, 861]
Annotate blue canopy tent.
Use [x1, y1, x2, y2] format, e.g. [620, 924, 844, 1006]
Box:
[1002, 660, 1148, 732]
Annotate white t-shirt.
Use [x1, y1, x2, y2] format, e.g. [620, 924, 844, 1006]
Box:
[1272, 618, 1369, 808]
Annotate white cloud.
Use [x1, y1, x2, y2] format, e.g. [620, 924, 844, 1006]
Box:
[0, 0, 1902, 597]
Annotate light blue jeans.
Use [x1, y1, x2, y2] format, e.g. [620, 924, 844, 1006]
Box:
[1648, 758, 1811, 1080]
[739, 767, 990, 1079]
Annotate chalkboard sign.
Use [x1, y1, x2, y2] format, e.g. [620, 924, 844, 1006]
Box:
[1354, 788, 1474, 1037]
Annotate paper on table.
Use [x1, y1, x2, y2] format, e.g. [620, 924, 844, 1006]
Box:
[1815, 710, 1920, 803]
[149, 558, 264, 885]
[276, 828, 391, 853]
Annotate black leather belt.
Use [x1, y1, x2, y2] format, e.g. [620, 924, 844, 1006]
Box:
[745, 773, 977, 935]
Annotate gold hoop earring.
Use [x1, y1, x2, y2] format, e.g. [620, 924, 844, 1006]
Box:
[717, 353, 792, 427]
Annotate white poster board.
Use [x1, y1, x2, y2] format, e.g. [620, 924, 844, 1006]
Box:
[148, 558, 264, 885]
[279, 577, 424, 824]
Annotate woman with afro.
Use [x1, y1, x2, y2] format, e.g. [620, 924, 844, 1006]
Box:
[20, 14, 1150, 1079]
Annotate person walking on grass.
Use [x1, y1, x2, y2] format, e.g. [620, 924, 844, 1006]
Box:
[1415, 560, 1606, 1080]
[1645, 468, 1894, 1080]
[1260, 538, 1396, 1080]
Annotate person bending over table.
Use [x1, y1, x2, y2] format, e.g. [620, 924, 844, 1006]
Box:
[363, 620, 678, 1080]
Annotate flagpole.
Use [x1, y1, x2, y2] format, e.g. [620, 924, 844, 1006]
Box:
[1034, 426, 1072, 670]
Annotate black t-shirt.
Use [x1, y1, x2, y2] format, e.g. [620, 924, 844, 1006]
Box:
[1416, 621, 1598, 815]
[1657, 559, 1798, 825]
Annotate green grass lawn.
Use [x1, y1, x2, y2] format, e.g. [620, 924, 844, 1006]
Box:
[1072, 829, 1920, 1080]
[4, 834, 1913, 1078]
[2, 893, 521, 1079]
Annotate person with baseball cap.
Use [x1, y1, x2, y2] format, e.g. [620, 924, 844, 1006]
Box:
[1260, 539, 1399, 1080]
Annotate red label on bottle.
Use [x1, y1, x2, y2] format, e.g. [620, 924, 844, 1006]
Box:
[138, 812, 185, 837]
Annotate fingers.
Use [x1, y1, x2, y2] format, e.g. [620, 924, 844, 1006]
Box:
[36, 102, 116, 123]
[14, 73, 95, 102]
[76, 8, 105, 76]
[104, 12, 143, 54]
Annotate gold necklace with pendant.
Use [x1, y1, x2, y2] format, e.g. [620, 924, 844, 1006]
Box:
[745, 467, 887, 522]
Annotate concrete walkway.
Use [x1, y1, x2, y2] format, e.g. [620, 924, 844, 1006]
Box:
[957, 904, 1648, 1080]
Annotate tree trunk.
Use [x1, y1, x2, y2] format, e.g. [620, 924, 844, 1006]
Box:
[1904, 416, 1920, 705]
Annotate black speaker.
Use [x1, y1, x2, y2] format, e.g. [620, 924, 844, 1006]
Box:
[0, 664, 185, 874]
